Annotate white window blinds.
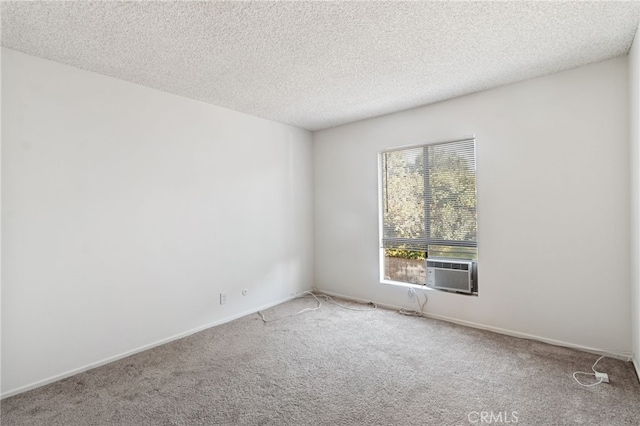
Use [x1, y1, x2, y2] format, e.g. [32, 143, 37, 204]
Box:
[380, 138, 477, 253]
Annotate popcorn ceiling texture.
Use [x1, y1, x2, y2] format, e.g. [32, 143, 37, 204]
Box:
[2, 1, 640, 131]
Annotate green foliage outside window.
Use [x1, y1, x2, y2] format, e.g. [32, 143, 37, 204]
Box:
[382, 141, 477, 261]
[384, 248, 426, 260]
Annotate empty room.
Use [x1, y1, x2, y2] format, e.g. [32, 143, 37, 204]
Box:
[2, 1, 640, 425]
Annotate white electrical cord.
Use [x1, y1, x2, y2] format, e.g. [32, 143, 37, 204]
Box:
[257, 291, 376, 323]
[399, 287, 428, 316]
[573, 355, 606, 387]
[413, 287, 428, 312]
[317, 293, 377, 312]
[257, 291, 321, 323]
[398, 309, 421, 317]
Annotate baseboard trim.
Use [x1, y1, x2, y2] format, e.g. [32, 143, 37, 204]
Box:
[633, 357, 640, 383]
[1, 293, 299, 399]
[316, 289, 633, 362]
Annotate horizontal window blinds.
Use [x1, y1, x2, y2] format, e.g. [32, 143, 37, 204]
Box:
[381, 138, 477, 252]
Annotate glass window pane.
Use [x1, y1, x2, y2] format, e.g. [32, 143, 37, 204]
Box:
[383, 249, 426, 284]
[427, 245, 477, 260]
[382, 148, 425, 241]
[426, 141, 477, 245]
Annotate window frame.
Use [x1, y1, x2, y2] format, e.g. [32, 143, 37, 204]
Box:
[377, 135, 478, 290]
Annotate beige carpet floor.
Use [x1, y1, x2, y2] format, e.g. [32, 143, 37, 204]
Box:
[2, 295, 639, 425]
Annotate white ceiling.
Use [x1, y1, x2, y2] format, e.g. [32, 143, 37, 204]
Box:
[2, 1, 640, 131]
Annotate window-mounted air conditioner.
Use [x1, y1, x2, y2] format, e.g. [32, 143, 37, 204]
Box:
[426, 259, 474, 293]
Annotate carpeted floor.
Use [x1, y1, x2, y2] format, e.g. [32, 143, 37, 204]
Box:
[2, 295, 639, 425]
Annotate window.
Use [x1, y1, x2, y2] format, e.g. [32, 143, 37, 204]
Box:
[379, 137, 478, 289]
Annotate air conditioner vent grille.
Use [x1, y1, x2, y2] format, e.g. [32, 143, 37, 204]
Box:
[426, 259, 474, 293]
[427, 260, 470, 271]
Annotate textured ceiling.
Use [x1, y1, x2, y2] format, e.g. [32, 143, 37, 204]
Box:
[2, 1, 640, 131]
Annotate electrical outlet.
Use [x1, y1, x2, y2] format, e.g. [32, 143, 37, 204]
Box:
[595, 372, 609, 383]
[219, 292, 227, 305]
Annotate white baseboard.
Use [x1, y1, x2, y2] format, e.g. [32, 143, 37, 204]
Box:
[1, 294, 298, 399]
[5, 289, 634, 398]
[633, 357, 640, 383]
[316, 289, 633, 362]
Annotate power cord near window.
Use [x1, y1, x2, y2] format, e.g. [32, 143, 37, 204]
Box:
[257, 291, 377, 323]
[399, 287, 428, 317]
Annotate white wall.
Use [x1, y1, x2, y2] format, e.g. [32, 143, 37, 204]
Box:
[1, 48, 314, 396]
[0, 41, 3, 396]
[630, 27, 640, 377]
[314, 57, 631, 356]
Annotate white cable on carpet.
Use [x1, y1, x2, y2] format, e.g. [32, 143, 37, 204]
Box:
[317, 293, 377, 312]
[257, 291, 377, 323]
[258, 291, 321, 323]
[398, 308, 421, 316]
[573, 355, 606, 387]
